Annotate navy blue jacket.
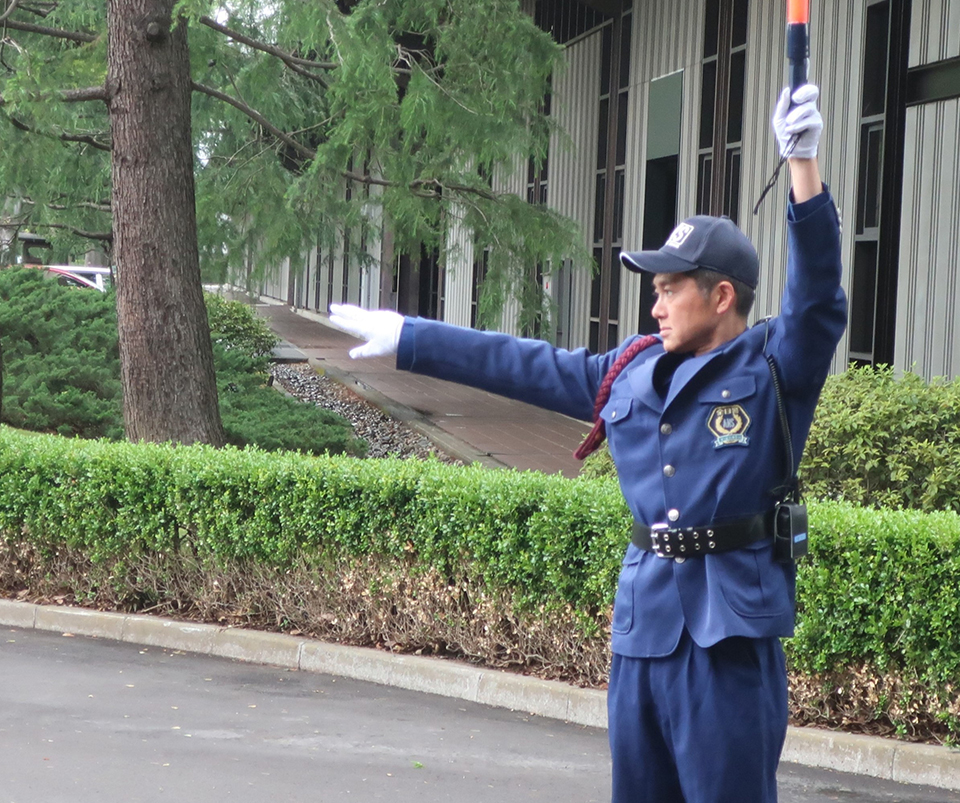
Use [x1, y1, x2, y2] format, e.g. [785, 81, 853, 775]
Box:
[396, 191, 846, 658]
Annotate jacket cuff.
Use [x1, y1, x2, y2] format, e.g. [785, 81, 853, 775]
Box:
[788, 183, 833, 223]
[395, 318, 417, 370]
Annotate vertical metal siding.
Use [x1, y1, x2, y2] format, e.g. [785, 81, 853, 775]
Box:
[620, 0, 702, 334]
[910, 0, 960, 67]
[442, 204, 475, 328]
[895, 99, 960, 377]
[550, 29, 603, 347]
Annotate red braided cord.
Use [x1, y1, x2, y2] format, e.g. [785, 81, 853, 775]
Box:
[574, 335, 658, 460]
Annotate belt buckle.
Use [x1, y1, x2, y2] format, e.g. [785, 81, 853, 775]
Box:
[649, 523, 673, 558]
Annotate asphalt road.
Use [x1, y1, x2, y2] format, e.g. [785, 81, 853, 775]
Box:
[2, 627, 959, 803]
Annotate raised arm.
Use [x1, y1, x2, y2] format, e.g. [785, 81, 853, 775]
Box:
[770, 84, 847, 391]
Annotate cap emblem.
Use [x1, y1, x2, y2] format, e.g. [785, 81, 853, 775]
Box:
[665, 222, 695, 249]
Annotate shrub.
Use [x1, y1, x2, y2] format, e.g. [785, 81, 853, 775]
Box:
[577, 443, 616, 480]
[801, 365, 960, 511]
[0, 267, 123, 438]
[0, 268, 359, 455]
[204, 292, 279, 357]
[215, 346, 365, 456]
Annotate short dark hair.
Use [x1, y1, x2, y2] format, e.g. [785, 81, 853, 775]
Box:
[687, 267, 755, 319]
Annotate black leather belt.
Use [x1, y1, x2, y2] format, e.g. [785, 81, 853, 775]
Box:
[632, 512, 773, 558]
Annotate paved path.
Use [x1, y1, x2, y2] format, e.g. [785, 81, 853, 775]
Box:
[256, 302, 588, 478]
[4, 627, 960, 803]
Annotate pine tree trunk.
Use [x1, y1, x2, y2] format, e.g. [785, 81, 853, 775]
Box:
[107, 0, 225, 446]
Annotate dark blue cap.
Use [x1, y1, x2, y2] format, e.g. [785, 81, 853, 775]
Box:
[620, 215, 759, 289]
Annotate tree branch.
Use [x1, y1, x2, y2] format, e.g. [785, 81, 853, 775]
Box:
[61, 85, 109, 103]
[192, 80, 318, 161]
[1, 99, 110, 150]
[0, 0, 22, 25]
[26, 222, 112, 242]
[198, 15, 333, 86]
[47, 201, 112, 213]
[1, 17, 97, 43]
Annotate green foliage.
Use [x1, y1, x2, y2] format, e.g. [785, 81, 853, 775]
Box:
[215, 346, 365, 457]
[0, 269, 359, 454]
[204, 292, 279, 357]
[1, 0, 590, 323]
[0, 426, 629, 613]
[801, 365, 960, 511]
[790, 500, 960, 737]
[0, 267, 122, 438]
[577, 443, 617, 481]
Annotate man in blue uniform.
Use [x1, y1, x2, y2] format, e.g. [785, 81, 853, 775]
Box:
[329, 84, 845, 802]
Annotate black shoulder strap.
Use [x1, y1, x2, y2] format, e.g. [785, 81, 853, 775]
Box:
[762, 319, 800, 502]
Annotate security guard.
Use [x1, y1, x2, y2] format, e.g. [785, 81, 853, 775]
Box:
[330, 84, 845, 802]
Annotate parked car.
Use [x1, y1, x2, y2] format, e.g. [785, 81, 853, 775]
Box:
[37, 265, 112, 292]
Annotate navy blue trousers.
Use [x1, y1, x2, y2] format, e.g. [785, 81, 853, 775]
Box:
[607, 631, 787, 802]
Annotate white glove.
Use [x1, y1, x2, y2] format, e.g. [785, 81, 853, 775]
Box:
[328, 303, 404, 359]
[773, 84, 823, 160]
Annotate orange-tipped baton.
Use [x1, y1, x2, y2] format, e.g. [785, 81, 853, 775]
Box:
[786, 0, 810, 93]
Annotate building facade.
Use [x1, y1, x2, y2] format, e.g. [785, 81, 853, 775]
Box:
[256, 0, 960, 380]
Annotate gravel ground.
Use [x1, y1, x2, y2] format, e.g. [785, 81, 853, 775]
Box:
[270, 361, 462, 464]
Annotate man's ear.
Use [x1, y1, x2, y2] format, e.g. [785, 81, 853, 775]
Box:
[714, 280, 738, 315]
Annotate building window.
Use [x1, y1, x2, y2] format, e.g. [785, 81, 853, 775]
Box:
[588, 4, 632, 354]
[844, 0, 913, 367]
[696, 0, 747, 223]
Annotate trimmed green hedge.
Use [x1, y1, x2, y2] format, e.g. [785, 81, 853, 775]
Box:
[2, 426, 959, 740]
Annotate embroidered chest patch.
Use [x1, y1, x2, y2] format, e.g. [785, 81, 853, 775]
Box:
[707, 404, 751, 449]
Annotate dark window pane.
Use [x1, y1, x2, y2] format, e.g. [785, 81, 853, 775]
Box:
[700, 61, 717, 149]
[862, 2, 890, 117]
[610, 246, 622, 309]
[727, 50, 746, 144]
[600, 25, 613, 96]
[590, 320, 600, 353]
[697, 154, 713, 215]
[724, 148, 741, 224]
[613, 169, 626, 243]
[642, 155, 679, 250]
[857, 123, 884, 233]
[703, 0, 720, 58]
[850, 241, 879, 357]
[540, 183, 548, 205]
[527, 155, 536, 185]
[732, 0, 749, 48]
[608, 322, 619, 347]
[616, 92, 629, 165]
[619, 16, 632, 90]
[541, 154, 549, 183]
[598, 98, 610, 169]
[594, 173, 606, 242]
[591, 249, 603, 318]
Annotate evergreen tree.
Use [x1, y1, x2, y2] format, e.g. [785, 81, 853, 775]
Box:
[0, 0, 586, 444]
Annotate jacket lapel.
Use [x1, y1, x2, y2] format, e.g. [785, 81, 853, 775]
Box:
[626, 355, 664, 412]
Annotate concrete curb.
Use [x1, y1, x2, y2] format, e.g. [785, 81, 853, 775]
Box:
[3, 599, 960, 791]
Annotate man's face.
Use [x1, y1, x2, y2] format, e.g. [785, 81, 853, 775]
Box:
[651, 273, 726, 355]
